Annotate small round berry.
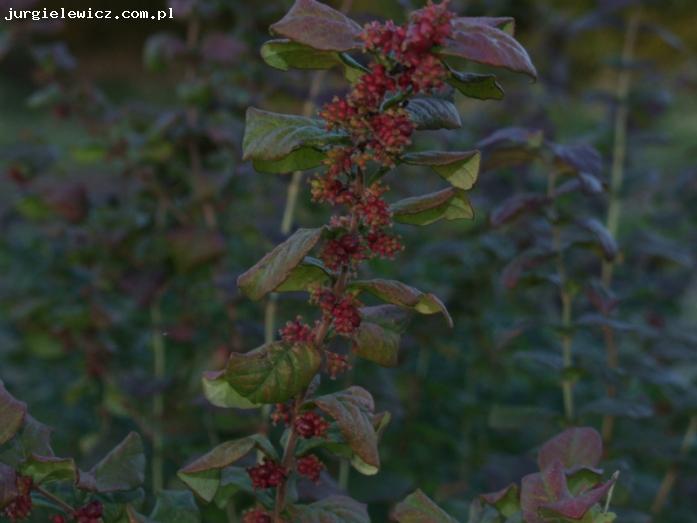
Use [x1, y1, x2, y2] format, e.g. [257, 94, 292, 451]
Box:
[294, 412, 330, 439]
[297, 454, 325, 483]
[246, 458, 287, 490]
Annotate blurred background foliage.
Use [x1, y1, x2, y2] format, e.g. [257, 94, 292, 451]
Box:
[1, 0, 696, 521]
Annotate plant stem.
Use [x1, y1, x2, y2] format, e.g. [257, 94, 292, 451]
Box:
[548, 170, 574, 422]
[601, 10, 640, 444]
[151, 302, 165, 493]
[33, 484, 74, 514]
[650, 415, 697, 516]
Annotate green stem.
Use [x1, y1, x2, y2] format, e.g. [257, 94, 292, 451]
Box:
[601, 10, 640, 444]
[151, 303, 165, 493]
[33, 484, 74, 514]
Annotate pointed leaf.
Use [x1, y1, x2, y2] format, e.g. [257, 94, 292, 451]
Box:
[578, 219, 618, 261]
[447, 70, 504, 100]
[478, 127, 544, 172]
[490, 193, 549, 227]
[275, 257, 331, 293]
[224, 341, 322, 404]
[541, 480, 615, 520]
[406, 98, 461, 130]
[78, 432, 145, 493]
[0, 382, 26, 446]
[520, 462, 569, 523]
[391, 187, 474, 226]
[288, 495, 369, 523]
[0, 416, 54, 468]
[178, 435, 275, 502]
[242, 108, 344, 165]
[261, 38, 341, 70]
[238, 228, 324, 300]
[441, 18, 537, 79]
[253, 147, 327, 174]
[21, 455, 77, 484]
[354, 305, 412, 367]
[313, 387, 380, 473]
[480, 483, 520, 517]
[269, 0, 362, 52]
[150, 490, 200, 523]
[402, 151, 479, 190]
[350, 279, 453, 327]
[202, 370, 260, 410]
[550, 143, 603, 176]
[392, 489, 458, 523]
[538, 427, 603, 471]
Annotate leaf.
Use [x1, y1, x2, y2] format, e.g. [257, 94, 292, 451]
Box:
[269, 0, 362, 52]
[354, 305, 412, 367]
[441, 18, 537, 79]
[541, 481, 615, 520]
[0, 381, 26, 446]
[242, 107, 344, 165]
[350, 279, 453, 327]
[566, 467, 604, 496]
[167, 228, 226, 273]
[391, 188, 474, 226]
[480, 483, 520, 517]
[538, 427, 603, 471]
[178, 435, 275, 502]
[78, 433, 145, 493]
[253, 147, 327, 174]
[406, 98, 461, 130]
[150, 490, 200, 523]
[238, 228, 324, 300]
[578, 219, 618, 261]
[261, 39, 341, 71]
[275, 257, 331, 293]
[288, 495, 370, 523]
[402, 151, 480, 190]
[224, 341, 322, 404]
[580, 398, 653, 419]
[201, 370, 261, 410]
[490, 193, 549, 227]
[477, 127, 544, 172]
[0, 465, 18, 510]
[0, 416, 55, 468]
[520, 462, 569, 523]
[21, 455, 76, 484]
[550, 143, 603, 176]
[392, 489, 458, 523]
[313, 387, 380, 473]
[447, 70, 504, 101]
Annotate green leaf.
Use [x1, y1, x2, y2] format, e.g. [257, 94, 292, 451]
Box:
[350, 279, 453, 327]
[0, 381, 26, 446]
[402, 151, 480, 190]
[275, 257, 331, 293]
[480, 483, 520, 518]
[238, 228, 324, 300]
[150, 490, 200, 523]
[287, 495, 369, 522]
[538, 427, 603, 471]
[269, 0, 362, 52]
[178, 435, 275, 502]
[406, 98, 461, 131]
[253, 147, 326, 174]
[261, 39, 341, 70]
[78, 433, 145, 493]
[201, 370, 261, 410]
[0, 416, 56, 468]
[441, 18, 537, 79]
[392, 489, 459, 523]
[242, 107, 344, 167]
[447, 70, 504, 101]
[21, 455, 77, 484]
[223, 341, 322, 404]
[354, 305, 412, 367]
[312, 387, 380, 474]
[391, 188, 474, 226]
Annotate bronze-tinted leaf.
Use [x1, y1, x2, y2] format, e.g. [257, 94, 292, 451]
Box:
[447, 70, 504, 101]
[78, 432, 145, 493]
[480, 483, 520, 517]
[392, 489, 458, 523]
[538, 427, 603, 471]
[520, 461, 569, 523]
[238, 228, 324, 300]
[402, 150, 479, 190]
[269, 0, 362, 52]
[288, 495, 369, 522]
[406, 98, 461, 131]
[354, 306, 412, 367]
[0, 382, 26, 446]
[391, 187, 474, 226]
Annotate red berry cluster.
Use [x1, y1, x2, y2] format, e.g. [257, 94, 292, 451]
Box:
[312, 288, 362, 336]
[279, 316, 314, 345]
[242, 508, 273, 523]
[247, 458, 287, 490]
[326, 351, 351, 380]
[73, 501, 103, 523]
[294, 411, 329, 439]
[270, 402, 291, 426]
[3, 475, 32, 522]
[296, 454, 325, 483]
[51, 516, 67, 523]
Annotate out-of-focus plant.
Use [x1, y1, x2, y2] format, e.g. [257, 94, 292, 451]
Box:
[177, 0, 537, 520]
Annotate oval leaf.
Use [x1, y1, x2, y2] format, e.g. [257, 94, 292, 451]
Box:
[354, 306, 412, 367]
[202, 370, 261, 410]
[261, 38, 341, 71]
[447, 70, 504, 100]
[288, 495, 369, 523]
[402, 150, 479, 190]
[391, 187, 474, 226]
[441, 18, 537, 79]
[78, 432, 145, 493]
[269, 0, 362, 52]
[0, 382, 26, 446]
[224, 341, 322, 404]
[275, 257, 331, 293]
[406, 98, 461, 131]
[538, 427, 603, 471]
[392, 489, 458, 523]
[238, 228, 324, 301]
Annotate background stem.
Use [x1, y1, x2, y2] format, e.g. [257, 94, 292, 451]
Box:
[151, 302, 165, 493]
[601, 10, 641, 444]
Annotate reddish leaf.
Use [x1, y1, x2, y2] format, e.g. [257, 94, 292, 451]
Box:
[480, 483, 520, 517]
[542, 479, 615, 519]
[270, 0, 362, 52]
[520, 461, 569, 523]
[392, 489, 458, 523]
[441, 18, 537, 79]
[490, 193, 549, 227]
[0, 464, 18, 510]
[538, 427, 603, 471]
[0, 382, 26, 446]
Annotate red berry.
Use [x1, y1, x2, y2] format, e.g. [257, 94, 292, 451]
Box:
[51, 516, 67, 523]
[294, 412, 330, 439]
[3, 475, 33, 522]
[74, 500, 103, 523]
[242, 508, 273, 523]
[246, 458, 287, 490]
[326, 352, 351, 380]
[279, 316, 314, 345]
[270, 403, 292, 426]
[297, 454, 325, 483]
